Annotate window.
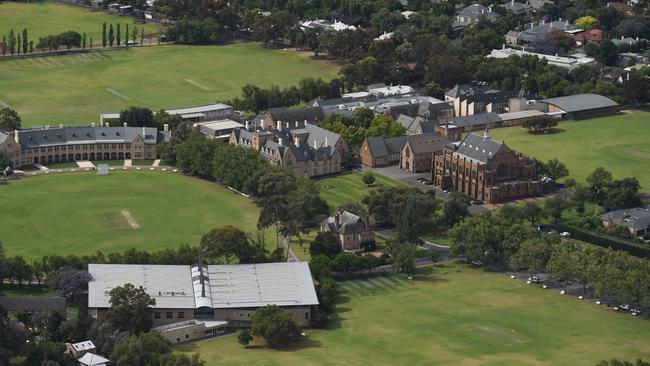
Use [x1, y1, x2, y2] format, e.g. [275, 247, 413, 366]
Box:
[166, 312, 173, 319]
[178, 312, 185, 319]
[185, 334, 189, 339]
[154, 312, 161, 319]
[305, 312, 309, 320]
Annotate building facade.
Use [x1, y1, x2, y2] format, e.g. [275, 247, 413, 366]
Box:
[321, 209, 374, 251]
[432, 132, 542, 203]
[0, 125, 170, 168]
[400, 134, 450, 173]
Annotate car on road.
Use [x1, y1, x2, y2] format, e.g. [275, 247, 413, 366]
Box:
[471, 260, 483, 266]
[560, 232, 571, 238]
[528, 276, 541, 283]
[620, 304, 631, 311]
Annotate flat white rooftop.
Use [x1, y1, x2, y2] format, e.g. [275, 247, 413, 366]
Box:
[88, 262, 318, 310]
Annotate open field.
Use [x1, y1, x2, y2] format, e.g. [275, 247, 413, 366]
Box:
[177, 262, 650, 365]
[0, 172, 265, 260]
[0, 0, 162, 44]
[0, 43, 339, 127]
[317, 172, 409, 209]
[489, 110, 650, 190]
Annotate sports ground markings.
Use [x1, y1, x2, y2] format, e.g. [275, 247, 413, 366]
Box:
[120, 210, 141, 229]
[25, 58, 46, 69]
[45, 56, 63, 66]
[184, 79, 210, 91]
[341, 275, 408, 297]
[105, 87, 131, 101]
[0, 99, 12, 108]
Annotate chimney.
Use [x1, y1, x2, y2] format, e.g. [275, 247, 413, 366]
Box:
[278, 137, 283, 146]
[245, 121, 249, 130]
[294, 137, 300, 148]
[45, 125, 49, 130]
[286, 122, 289, 130]
[335, 208, 341, 228]
[304, 119, 308, 127]
[14, 130, 19, 144]
[59, 124, 63, 128]
[142, 126, 146, 137]
[325, 137, 328, 147]
[91, 122, 96, 127]
[277, 120, 282, 131]
[295, 121, 299, 128]
[123, 122, 128, 127]
[313, 139, 318, 149]
[163, 123, 169, 132]
[105, 122, 109, 127]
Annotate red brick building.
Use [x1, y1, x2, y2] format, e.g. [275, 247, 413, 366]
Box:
[432, 131, 542, 203]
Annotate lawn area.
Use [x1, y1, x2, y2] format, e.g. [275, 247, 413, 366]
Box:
[0, 0, 162, 44]
[489, 110, 650, 191]
[0, 171, 266, 260]
[0, 43, 339, 127]
[177, 262, 650, 365]
[0, 285, 54, 297]
[317, 172, 408, 209]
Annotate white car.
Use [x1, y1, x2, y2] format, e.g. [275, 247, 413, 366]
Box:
[528, 276, 540, 283]
[560, 232, 571, 238]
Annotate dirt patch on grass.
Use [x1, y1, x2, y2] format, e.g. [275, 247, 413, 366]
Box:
[121, 210, 140, 229]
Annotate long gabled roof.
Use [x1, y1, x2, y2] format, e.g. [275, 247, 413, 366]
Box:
[267, 107, 325, 124]
[405, 133, 450, 154]
[453, 132, 510, 164]
[15, 126, 169, 149]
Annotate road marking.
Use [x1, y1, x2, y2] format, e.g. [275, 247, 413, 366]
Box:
[121, 210, 140, 229]
[185, 79, 210, 91]
[105, 87, 131, 101]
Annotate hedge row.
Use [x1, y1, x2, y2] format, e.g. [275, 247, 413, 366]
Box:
[558, 222, 650, 258]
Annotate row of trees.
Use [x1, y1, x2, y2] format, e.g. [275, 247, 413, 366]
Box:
[449, 202, 650, 308]
[228, 77, 342, 113]
[2, 29, 94, 55]
[1, 29, 30, 55]
[101, 22, 145, 48]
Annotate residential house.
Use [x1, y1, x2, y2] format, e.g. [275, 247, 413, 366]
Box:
[505, 19, 581, 45]
[396, 115, 438, 135]
[574, 29, 604, 47]
[488, 47, 595, 70]
[321, 208, 374, 252]
[359, 135, 407, 167]
[77, 353, 110, 366]
[601, 207, 650, 238]
[453, 4, 500, 31]
[432, 130, 542, 203]
[300, 19, 357, 32]
[66, 341, 97, 359]
[504, 0, 533, 15]
[445, 84, 520, 117]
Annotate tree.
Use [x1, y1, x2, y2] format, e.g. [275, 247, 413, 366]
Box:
[125, 24, 129, 49]
[16, 33, 21, 54]
[119, 106, 155, 127]
[0, 108, 21, 131]
[109, 24, 115, 47]
[522, 116, 558, 133]
[238, 329, 253, 346]
[362, 171, 375, 186]
[45, 267, 92, 304]
[200, 226, 255, 264]
[547, 242, 575, 291]
[102, 22, 107, 47]
[576, 15, 600, 30]
[316, 277, 338, 312]
[309, 254, 332, 280]
[82, 32, 87, 49]
[542, 158, 569, 181]
[310, 232, 342, 259]
[8, 30, 15, 55]
[111, 332, 203, 366]
[544, 196, 569, 223]
[521, 202, 543, 225]
[510, 238, 555, 277]
[251, 305, 300, 347]
[587, 167, 613, 205]
[442, 192, 471, 225]
[391, 241, 417, 275]
[21, 28, 28, 54]
[106, 283, 156, 334]
[117, 23, 121, 46]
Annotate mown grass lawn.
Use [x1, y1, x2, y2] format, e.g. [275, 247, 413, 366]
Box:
[317, 172, 409, 210]
[0, 171, 267, 260]
[489, 110, 650, 191]
[0, 43, 339, 127]
[177, 262, 650, 366]
[0, 0, 162, 44]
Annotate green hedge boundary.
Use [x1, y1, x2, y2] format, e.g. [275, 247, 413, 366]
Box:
[558, 222, 650, 258]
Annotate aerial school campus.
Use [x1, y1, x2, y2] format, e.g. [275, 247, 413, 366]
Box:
[1, 0, 650, 365]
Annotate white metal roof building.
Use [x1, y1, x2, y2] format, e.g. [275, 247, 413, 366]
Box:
[88, 262, 318, 311]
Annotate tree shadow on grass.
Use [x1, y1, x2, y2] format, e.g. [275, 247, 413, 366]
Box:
[273, 337, 323, 352]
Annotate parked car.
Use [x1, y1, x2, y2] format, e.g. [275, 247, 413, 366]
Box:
[620, 304, 631, 311]
[471, 260, 483, 266]
[416, 177, 426, 182]
[528, 276, 540, 283]
[560, 232, 571, 238]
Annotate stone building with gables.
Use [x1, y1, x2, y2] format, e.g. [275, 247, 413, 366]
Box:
[432, 130, 541, 203]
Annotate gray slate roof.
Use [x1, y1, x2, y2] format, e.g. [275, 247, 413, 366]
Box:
[267, 107, 325, 124]
[454, 132, 510, 164]
[541, 94, 619, 113]
[448, 112, 502, 128]
[445, 84, 489, 98]
[0, 132, 8, 144]
[602, 207, 650, 231]
[15, 126, 169, 149]
[326, 211, 366, 235]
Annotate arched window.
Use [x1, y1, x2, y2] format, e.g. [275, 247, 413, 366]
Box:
[497, 163, 509, 179]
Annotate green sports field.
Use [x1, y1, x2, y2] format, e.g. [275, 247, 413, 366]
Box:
[0, 0, 162, 45]
[0, 172, 264, 260]
[177, 262, 650, 365]
[489, 110, 650, 190]
[0, 43, 339, 127]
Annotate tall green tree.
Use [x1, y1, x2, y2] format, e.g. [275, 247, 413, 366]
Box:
[0, 108, 21, 131]
[8, 30, 16, 54]
[109, 24, 115, 47]
[200, 226, 255, 264]
[21, 28, 28, 54]
[106, 283, 156, 334]
[102, 22, 107, 47]
[251, 305, 300, 347]
[117, 23, 122, 46]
